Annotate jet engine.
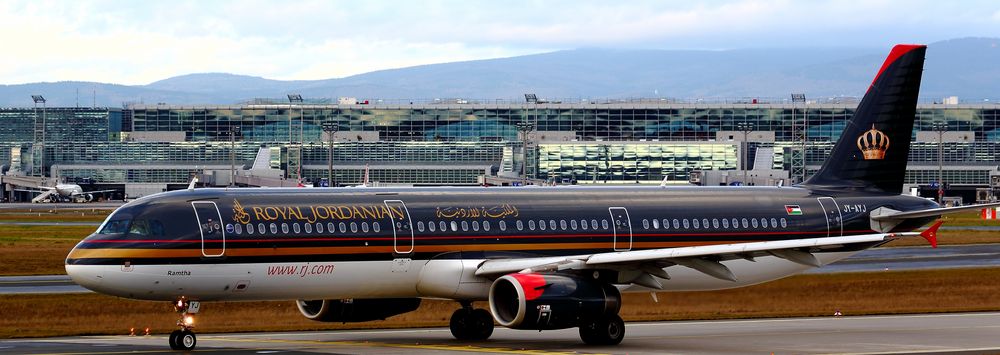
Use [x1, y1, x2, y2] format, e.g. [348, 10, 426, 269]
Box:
[295, 298, 421, 322]
[85, 193, 94, 202]
[488, 273, 620, 330]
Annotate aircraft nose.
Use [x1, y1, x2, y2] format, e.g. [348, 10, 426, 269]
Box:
[65, 242, 104, 291]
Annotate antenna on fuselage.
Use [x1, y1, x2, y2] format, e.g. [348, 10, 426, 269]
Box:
[187, 176, 198, 191]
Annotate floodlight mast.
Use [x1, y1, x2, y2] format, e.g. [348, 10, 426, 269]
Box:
[287, 94, 304, 182]
[322, 122, 338, 187]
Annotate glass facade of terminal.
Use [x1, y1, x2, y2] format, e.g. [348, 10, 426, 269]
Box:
[0, 104, 998, 188]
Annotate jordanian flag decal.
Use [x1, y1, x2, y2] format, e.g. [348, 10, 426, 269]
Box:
[785, 205, 803, 215]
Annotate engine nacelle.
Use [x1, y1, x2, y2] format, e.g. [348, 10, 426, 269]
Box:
[489, 273, 620, 330]
[296, 298, 421, 323]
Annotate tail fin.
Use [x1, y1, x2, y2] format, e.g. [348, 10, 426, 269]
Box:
[802, 44, 926, 194]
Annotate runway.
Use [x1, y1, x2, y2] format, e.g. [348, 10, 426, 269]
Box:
[3, 312, 999, 354]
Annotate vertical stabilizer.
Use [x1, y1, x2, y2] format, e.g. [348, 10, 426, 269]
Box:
[802, 44, 926, 194]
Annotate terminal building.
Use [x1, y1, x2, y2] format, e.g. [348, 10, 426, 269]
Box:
[1, 100, 998, 203]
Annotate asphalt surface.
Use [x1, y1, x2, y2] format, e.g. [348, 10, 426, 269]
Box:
[2, 312, 999, 354]
[0, 202, 123, 209]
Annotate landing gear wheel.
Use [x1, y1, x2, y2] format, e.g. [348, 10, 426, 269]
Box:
[168, 330, 182, 350]
[177, 329, 197, 351]
[579, 314, 625, 345]
[449, 308, 494, 341]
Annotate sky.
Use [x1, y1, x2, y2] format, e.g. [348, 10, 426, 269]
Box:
[2, 0, 999, 85]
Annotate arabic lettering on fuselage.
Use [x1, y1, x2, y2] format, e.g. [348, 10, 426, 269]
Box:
[233, 199, 404, 224]
[435, 204, 519, 219]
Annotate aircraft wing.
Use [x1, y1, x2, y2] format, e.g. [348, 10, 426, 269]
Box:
[70, 189, 118, 196]
[475, 224, 940, 285]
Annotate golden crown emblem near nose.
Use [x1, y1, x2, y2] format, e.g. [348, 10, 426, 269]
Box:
[856, 124, 890, 160]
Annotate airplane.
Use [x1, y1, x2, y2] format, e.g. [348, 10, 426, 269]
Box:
[65, 44, 1000, 351]
[22, 183, 118, 203]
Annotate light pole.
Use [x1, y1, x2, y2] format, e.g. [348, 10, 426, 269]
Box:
[229, 126, 241, 187]
[515, 122, 535, 184]
[287, 94, 303, 181]
[322, 122, 338, 187]
[736, 122, 754, 185]
[31, 95, 46, 177]
[932, 122, 948, 205]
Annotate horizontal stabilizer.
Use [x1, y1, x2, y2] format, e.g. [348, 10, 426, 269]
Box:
[870, 202, 1000, 221]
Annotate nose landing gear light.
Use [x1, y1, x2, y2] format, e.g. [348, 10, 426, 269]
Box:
[168, 298, 200, 351]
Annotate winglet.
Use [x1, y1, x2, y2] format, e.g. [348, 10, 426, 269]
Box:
[920, 220, 943, 248]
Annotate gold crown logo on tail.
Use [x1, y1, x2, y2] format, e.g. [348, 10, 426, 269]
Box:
[856, 124, 890, 160]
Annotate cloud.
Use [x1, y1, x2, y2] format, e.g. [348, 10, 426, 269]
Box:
[1, 0, 999, 84]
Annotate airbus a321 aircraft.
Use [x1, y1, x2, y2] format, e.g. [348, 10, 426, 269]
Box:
[66, 44, 999, 351]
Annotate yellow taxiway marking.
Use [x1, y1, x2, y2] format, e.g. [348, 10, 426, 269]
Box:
[208, 336, 605, 355]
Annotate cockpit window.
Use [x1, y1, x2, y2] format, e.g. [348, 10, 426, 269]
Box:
[99, 218, 130, 235]
[128, 219, 165, 237]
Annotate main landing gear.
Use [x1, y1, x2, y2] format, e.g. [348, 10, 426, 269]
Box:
[449, 302, 494, 341]
[168, 298, 200, 351]
[579, 314, 625, 345]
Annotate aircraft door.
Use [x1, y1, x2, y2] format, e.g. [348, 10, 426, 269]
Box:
[384, 200, 414, 254]
[816, 197, 843, 237]
[192, 201, 225, 257]
[609, 207, 632, 251]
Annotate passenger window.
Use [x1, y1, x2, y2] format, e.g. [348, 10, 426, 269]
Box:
[234, 224, 242, 235]
[439, 221, 447, 232]
[571, 219, 578, 230]
[373, 222, 381, 233]
[515, 220, 523, 231]
[528, 220, 536, 230]
[247, 223, 255, 235]
[580, 219, 588, 230]
[712, 219, 719, 229]
[549, 220, 557, 230]
[538, 220, 546, 231]
[692, 218, 700, 229]
[682, 219, 689, 229]
[327, 222, 335, 233]
[281, 223, 289, 234]
[560, 220, 567, 230]
[770, 218, 778, 229]
[304, 223, 312, 234]
[428, 221, 436, 232]
[270, 223, 277, 234]
[652, 219, 659, 229]
[741, 218, 748, 228]
[781, 218, 787, 228]
[292, 223, 301, 234]
[601, 219, 609, 230]
[642, 219, 650, 229]
[451, 221, 458, 232]
[484, 221, 491, 231]
[722, 218, 729, 229]
[316, 223, 323, 233]
[362, 222, 369, 233]
[590, 219, 598, 230]
[702, 219, 709, 228]
[417, 221, 425, 232]
[751, 218, 758, 228]
[350, 222, 358, 233]
[760, 218, 768, 228]
[339, 222, 347, 233]
[662, 219, 669, 230]
[499, 220, 506, 231]
[461, 221, 469, 231]
[472, 221, 480, 231]
[672, 219, 680, 229]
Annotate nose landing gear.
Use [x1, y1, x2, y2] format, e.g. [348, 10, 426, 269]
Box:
[168, 298, 200, 351]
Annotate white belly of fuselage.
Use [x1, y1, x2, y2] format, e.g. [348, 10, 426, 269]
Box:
[65, 250, 862, 302]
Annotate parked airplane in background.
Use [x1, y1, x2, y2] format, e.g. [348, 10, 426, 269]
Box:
[21, 183, 117, 203]
[65, 44, 1000, 351]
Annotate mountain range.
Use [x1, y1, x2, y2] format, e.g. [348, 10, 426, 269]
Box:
[1, 37, 998, 107]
